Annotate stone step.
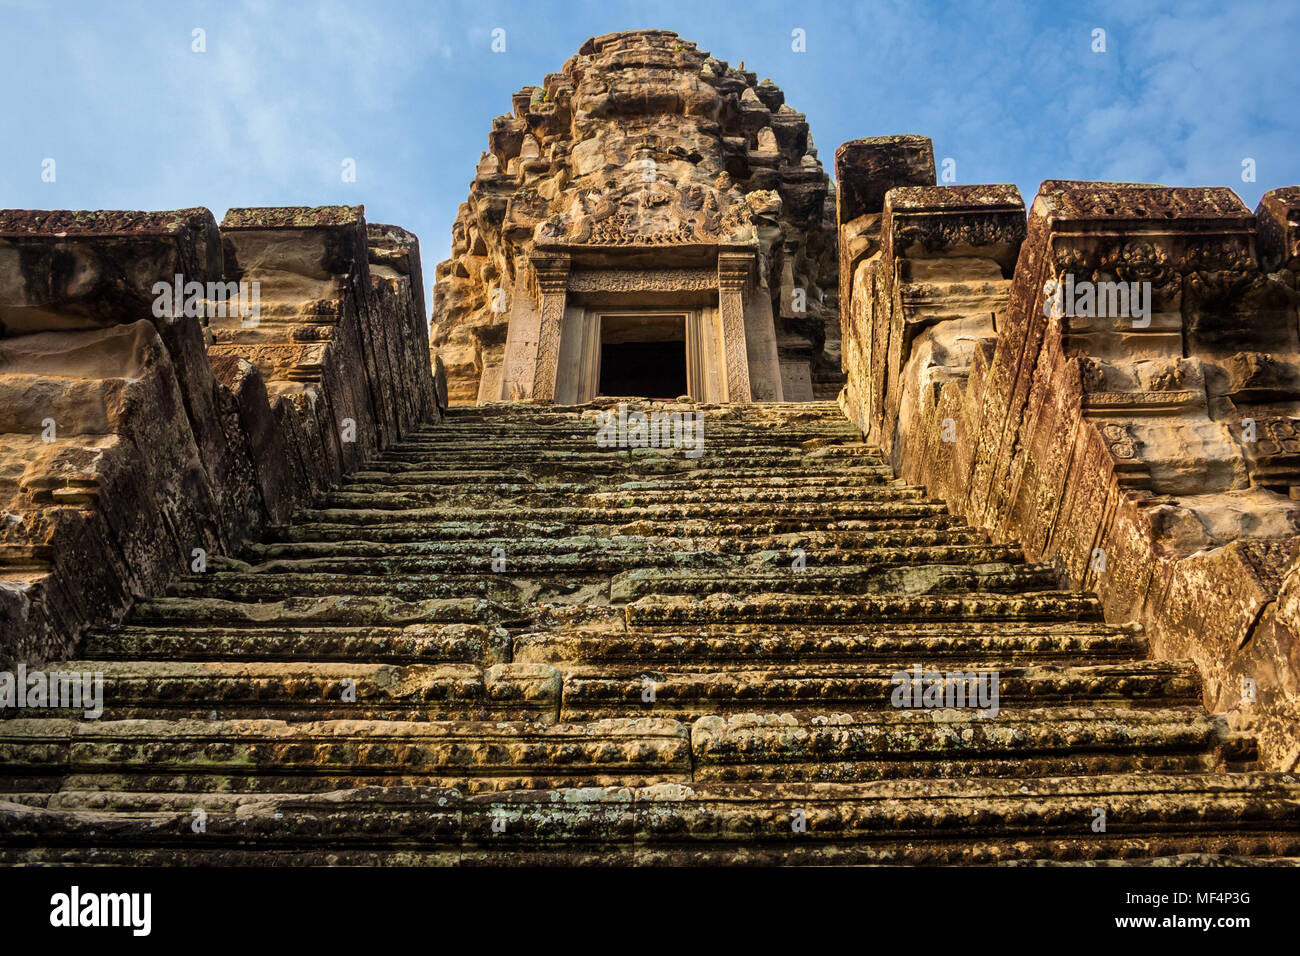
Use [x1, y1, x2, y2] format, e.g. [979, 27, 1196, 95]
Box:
[380, 437, 874, 453]
[441, 399, 847, 414]
[164, 572, 535, 602]
[386, 431, 863, 449]
[370, 448, 882, 468]
[128, 596, 530, 627]
[689, 708, 1247, 782]
[322, 484, 927, 508]
[555, 659, 1202, 721]
[81, 623, 511, 664]
[208, 543, 1025, 580]
[390, 416, 855, 433]
[625, 591, 1105, 626]
[342, 470, 897, 489]
[424, 414, 854, 432]
[583, 483, 918, 504]
[160, 561, 1054, 604]
[245, 527, 998, 560]
[349, 461, 888, 479]
[297, 500, 953, 526]
[609, 563, 1059, 600]
[10, 653, 1191, 725]
[4, 774, 1298, 865]
[273, 513, 972, 542]
[457, 774, 1300, 865]
[451, 419, 855, 434]
[514, 621, 1149, 666]
[79, 620, 1144, 668]
[415, 414, 854, 432]
[3, 661, 562, 722]
[0, 716, 689, 793]
[0, 706, 1245, 799]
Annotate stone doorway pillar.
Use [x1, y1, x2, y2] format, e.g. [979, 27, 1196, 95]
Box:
[529, 252, 571, 402]
[717, 250, 754, 402]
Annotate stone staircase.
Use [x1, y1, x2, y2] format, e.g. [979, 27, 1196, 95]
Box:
[3, 401, 1299, 865]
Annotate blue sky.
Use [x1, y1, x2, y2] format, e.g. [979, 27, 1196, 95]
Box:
[2, 0, 1298, 285]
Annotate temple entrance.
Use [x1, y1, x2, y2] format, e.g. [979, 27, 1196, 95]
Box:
[553, 307, 720, 404]
[597, 314, 687, 400]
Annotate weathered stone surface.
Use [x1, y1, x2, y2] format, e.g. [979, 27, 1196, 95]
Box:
[834, 135, 936, 223]
[1257, 186, 1300, 273]
[0, 209, 254, 661]
[837, 141, 1300, 770]
[0, 205, 436, 663]
[431, 30, 842, 406]
[367, 222, 439, 434]
[7, 37, 1300, 866]
[5, 401, 1300, 864]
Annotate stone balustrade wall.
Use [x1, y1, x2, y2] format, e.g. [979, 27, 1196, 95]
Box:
[837, 136, 1300, 770]
[0, 206, 440, 664]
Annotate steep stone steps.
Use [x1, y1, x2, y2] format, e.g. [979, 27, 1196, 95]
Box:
[5, 774, 1299, 865]
[689, 709, 1248, 781]
[0, 660, 561, 722]
[322, 484, 928, 508]
[514, 621, 1150, 666]
[273, 513, 971, 543]
[624, 591, 1105, 625]
[156, 561, 1055, 603]
[81, 622, 510, 663]
[245, 527, 1002, 558]
[554, 660, 1202, 721]
[6, 400, 1300, 865]
[0, 717, 689, 794]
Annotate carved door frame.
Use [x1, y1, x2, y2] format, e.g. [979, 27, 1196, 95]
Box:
[556, 308, 707, 402]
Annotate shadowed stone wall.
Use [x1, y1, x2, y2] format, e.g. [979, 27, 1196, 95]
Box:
[0, 206, 439, 664]
[838, 136, 1300, 770]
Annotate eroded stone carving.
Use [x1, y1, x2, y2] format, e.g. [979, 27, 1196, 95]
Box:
[838, 148, 1300, 769]
[0, 206, 436, 662]
[431, 29, 842, 405]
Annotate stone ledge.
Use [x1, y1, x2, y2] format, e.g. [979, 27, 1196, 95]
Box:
[0, 204, 436, 664]
[1037, 182, 1253, 230]
[1257, 186, 1300, 272]
[220, 205, 364, 230]
[840, 164, 1300, 770]
[834, 135, 936, 222]
[885, 183, 1024, 213]
[0, 207, 216, 237]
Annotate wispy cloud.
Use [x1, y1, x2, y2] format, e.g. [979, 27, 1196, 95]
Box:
[1, 0, 1296, 287]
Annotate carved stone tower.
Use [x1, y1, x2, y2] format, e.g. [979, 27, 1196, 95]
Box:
[431, 29, 841, 405]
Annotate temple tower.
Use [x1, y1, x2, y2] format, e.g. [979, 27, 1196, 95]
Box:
[431, 29, 841, 405]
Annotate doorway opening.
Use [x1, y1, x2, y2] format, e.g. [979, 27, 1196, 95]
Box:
[597, 313, 687, 400]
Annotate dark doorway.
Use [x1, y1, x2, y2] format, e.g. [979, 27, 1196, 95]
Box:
[598, 313, 689, 399]
[599, 340, 687, 399]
